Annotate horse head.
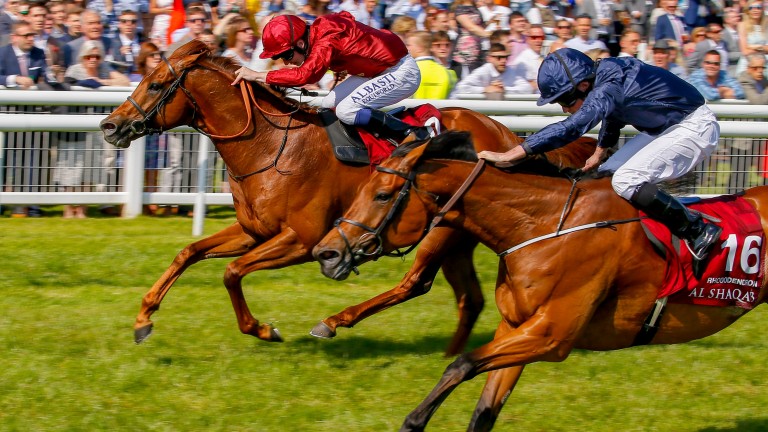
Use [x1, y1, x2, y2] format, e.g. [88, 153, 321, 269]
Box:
[101, 40, 274, 148]
[313, 131, 478, 280]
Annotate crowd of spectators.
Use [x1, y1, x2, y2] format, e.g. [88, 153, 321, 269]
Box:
[3, 0, 766, 101]
[2, 0, 768, 216]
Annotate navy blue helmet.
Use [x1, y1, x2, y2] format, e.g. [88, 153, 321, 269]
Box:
[537, 48, 596, 106]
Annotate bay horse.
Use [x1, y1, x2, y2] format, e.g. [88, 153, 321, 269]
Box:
[312, 131, 768, 431]
[99, 40, 596, 353]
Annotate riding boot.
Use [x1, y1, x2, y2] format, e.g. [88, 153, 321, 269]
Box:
[630, 183, 722, 278]
[355, 108, 432, 142]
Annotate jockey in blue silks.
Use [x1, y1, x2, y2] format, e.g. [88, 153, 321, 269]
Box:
[478, 48, 722, 277]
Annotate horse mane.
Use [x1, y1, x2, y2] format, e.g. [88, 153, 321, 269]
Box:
[397, 131, 570, 178]
[171, 40, 317, 115]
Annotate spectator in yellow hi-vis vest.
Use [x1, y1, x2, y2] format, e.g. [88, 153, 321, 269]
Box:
[406, 31, 455, 99]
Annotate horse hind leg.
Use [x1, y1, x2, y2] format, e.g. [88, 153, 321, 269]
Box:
[135, 222, 256, 343]
[223, 228, 313, 342]
[439, 233, 484, 356]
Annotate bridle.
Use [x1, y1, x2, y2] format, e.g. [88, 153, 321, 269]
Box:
[124, 53, 304, 181]
[334, 159, 486, 274]
[126, 55, 299, 139]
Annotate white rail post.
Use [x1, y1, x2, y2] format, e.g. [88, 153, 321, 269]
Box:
[192, 134, 211, 236]
[122, 136, 145, 218]
[0, 132, 5, 215]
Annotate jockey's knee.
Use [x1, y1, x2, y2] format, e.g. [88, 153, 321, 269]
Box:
[335, 100, 361, 125]
[610, 171, 643, 201]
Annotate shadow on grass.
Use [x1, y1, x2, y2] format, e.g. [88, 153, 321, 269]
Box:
[292, 329, 498, 360]
[699, 418, 768, 432]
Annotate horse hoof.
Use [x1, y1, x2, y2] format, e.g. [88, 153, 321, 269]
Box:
[135, 324, 153, 344]
[270, 327, 284, 342]
[309, 321, 336, 339]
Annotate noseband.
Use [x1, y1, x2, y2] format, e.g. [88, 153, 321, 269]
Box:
[334, 159, 486, 274]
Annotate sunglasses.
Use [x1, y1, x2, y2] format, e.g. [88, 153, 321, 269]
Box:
[749, 5, 763, 9]
[556, 91, 581, 107]
[83, 54, 101, 60]
[120, 18, 137, 23]
[703, 60, 720, 65]
[15, 32, 36, 37]
[272, 49, 294, 62]
[490, 54, 509, 60]
[557, 25, 572, 29]
[529, 35, 545, 40]
[187, 17, 206, 23]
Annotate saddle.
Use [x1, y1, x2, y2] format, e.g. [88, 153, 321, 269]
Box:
[640, 194, 764, 310]
[320, 104, 443, 166]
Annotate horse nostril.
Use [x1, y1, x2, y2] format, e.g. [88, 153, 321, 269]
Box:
[100, 121, 116, 134]
[317, 249, 340, 262]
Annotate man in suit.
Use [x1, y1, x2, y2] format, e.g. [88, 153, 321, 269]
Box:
[0, 0, 23, 45]
[654, 0, 686, 48]
[626, 0, 649, 38]
[721, 7, 741, 75]
[0, 21, 47, 88]
[63, 9, 111, 67]
[106, 9, 142, 73]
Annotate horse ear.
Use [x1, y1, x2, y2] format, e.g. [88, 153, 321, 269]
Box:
[174, 49, 209, 70]
[395, 140, 431, 172]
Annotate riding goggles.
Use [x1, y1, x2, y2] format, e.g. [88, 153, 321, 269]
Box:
[556, 90, 582, 108]
[272, 49, 295, 62]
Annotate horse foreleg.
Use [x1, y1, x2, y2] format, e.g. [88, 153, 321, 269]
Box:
[314, 228, 482, 356]
[134, 222, 256, 343]
[223, 229, 312, 342]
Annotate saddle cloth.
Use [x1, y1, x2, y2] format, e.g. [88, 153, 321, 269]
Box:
[320, 104, 443, 166]
[641, 195, 764, 310]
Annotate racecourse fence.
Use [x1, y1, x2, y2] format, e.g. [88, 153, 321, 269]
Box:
[2, 89, 768, 235]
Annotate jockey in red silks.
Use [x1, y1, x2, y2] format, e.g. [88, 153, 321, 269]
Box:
[231, 13, 430, 141]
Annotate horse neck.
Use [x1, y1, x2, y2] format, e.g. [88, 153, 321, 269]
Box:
[186, 67, 321, 177]
[420, 162, 607, 254]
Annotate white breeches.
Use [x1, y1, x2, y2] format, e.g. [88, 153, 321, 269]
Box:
[318, 54, 422, 124]
[598, 104, 720, 200]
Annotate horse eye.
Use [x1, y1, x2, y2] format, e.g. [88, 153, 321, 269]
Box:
[375, 192, 392, 203]
[148, 82, 163, 92]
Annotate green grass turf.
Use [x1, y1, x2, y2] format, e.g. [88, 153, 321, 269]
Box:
[1, 212, 766, 431]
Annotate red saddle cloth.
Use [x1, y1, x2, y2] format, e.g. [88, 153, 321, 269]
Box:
[358, 104, 443, 165]
[641, 195, 764, 310]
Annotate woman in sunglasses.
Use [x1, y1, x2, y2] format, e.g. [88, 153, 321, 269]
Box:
[231, 12, 430, 141]
[478, 47, 722, 277]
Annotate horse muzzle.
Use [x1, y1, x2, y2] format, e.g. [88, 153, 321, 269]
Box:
[99, 117, 141, 148]
[313, 244, 356, 281]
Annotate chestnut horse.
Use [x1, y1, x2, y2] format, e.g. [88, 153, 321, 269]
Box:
[313, 131, 768, 431]
[99, 40, 596, 352]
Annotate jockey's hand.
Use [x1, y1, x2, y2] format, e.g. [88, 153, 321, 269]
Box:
[231, 67, 267, 86]
[582, 146, 607, 172]
[478, 146, 527, 168]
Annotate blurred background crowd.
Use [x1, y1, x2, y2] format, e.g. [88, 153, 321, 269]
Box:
[2, 0, 768, 101]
